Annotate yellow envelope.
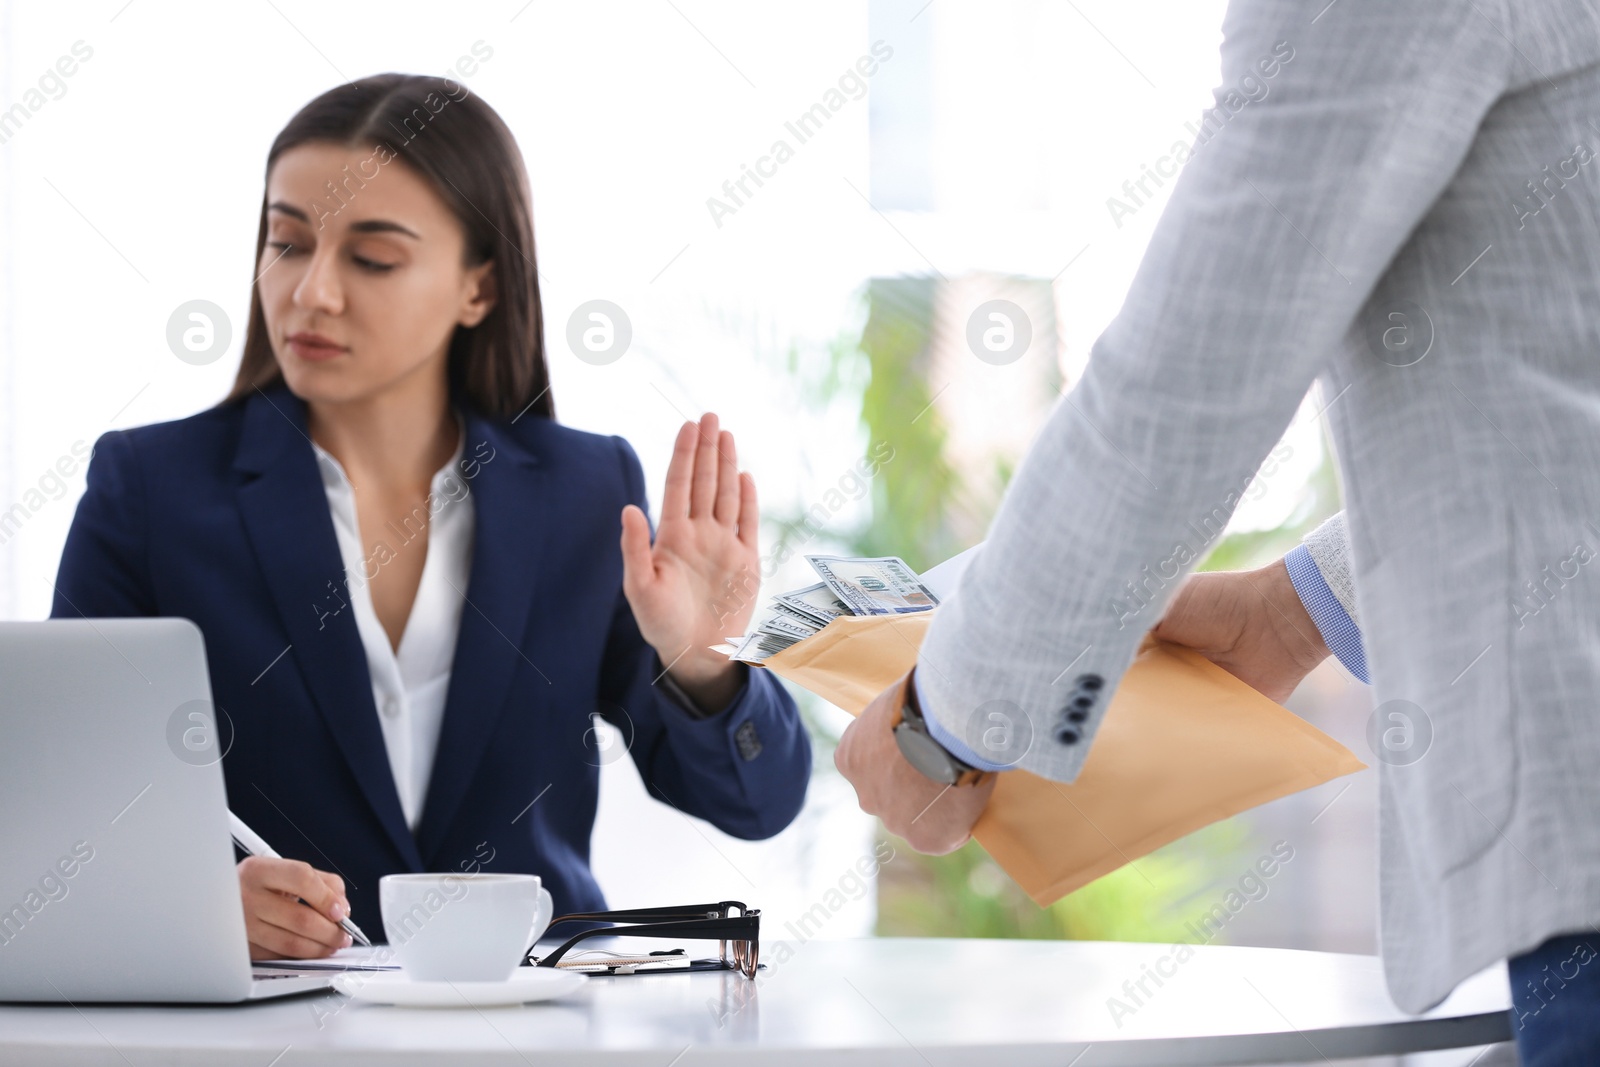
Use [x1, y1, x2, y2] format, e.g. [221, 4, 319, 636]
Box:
[758, 611, 1366, 906]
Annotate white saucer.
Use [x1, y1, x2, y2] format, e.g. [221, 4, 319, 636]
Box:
[332, 968, 587, 1008]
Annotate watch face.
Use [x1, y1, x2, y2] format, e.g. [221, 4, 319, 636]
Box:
[893, 723, 959, 786]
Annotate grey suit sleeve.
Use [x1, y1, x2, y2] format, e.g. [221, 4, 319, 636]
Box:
[915, 0, 1511, 782]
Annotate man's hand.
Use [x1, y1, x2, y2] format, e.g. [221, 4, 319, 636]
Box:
[834, 675, 997, 855]
[1152, 558, 1331, 703]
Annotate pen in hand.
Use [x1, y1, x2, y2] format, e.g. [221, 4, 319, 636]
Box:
[228, 810, 373, 949]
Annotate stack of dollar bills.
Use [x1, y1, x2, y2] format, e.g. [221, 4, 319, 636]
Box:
[715, 555, 941, 664]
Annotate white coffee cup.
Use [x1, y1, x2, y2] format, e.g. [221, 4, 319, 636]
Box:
[379, 873, 554, 982]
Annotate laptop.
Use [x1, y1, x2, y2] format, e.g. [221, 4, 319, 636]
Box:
[0, 618, 335, 1002]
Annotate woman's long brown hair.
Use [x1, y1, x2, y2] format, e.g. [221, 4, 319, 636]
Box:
[223, 73, 553, 421]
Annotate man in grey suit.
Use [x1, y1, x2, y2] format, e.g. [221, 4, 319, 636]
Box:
[836, 0, 1600, 1061]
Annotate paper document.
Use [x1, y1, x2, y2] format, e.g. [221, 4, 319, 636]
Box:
[254, 945, 400, 972]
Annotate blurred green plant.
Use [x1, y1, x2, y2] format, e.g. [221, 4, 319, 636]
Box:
[876, 818, 1250, 944]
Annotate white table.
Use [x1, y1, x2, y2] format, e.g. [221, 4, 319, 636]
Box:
[0, 938, 1512, 1066]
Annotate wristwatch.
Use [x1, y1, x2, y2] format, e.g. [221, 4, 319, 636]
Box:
[892, 671, 991, 787]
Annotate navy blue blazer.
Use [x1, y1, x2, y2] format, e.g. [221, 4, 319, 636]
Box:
[50, 382, 810, 938]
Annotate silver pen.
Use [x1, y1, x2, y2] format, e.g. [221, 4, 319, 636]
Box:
[228, 810, 372, 949]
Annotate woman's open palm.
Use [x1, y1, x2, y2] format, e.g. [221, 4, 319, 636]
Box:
[620, 413, 760, 687]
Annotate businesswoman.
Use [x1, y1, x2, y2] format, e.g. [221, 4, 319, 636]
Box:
[50, 73, 811, 959]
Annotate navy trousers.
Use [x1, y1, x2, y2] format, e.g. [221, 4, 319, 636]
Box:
[1508, 932, 1600, 1066]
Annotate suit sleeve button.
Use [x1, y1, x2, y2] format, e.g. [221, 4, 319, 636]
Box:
[1054, 727, 1080, 745]
[1074, 674, 1104, 691]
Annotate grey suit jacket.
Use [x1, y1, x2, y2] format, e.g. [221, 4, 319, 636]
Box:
[918, 0, 1600, 1013]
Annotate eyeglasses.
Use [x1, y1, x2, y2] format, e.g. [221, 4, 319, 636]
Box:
[529, 900, 761, 978]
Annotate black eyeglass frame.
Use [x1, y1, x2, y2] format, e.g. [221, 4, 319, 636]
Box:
[528, 901, 761, 978]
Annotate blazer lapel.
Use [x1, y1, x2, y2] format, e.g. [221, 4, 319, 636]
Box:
[232, 384, 424, 871]
[414, 407, 546, 866]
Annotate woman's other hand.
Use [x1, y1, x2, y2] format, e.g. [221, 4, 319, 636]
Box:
[238, 855, 352, 961]
[620, 412, 759, 710]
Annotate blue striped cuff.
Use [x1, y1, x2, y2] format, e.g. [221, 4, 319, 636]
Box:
[1284, 544, 1369, 684]
[916, 671, 1016, 773]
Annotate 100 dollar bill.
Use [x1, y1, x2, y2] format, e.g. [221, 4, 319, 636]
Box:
[805, 555, 940, 616]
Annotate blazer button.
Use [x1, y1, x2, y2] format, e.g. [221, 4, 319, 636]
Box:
[734, 721, 763, 762]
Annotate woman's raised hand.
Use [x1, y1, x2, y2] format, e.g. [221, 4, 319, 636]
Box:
[620, 413, 759, 711]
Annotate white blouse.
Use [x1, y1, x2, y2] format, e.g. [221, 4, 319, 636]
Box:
[312, 418, 472, 832]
